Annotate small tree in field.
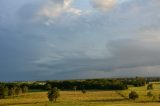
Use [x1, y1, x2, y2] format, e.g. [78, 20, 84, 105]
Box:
[129, 91, 139, 101]
[147, 84, 153, 90]
[147, 91, 153, 98]
[48, 87, 60, 102]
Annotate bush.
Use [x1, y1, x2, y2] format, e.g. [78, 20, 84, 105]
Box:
[147, 84, 153, 90]
[48, 87, 60, 102]
[81, 89, 86, 94]
[129, 91, 139, 100]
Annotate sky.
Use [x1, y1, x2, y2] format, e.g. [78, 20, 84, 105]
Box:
[0, 0, 160, 81]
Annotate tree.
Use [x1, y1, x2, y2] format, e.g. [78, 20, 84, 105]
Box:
[129, 91, 139, 101]
[3, 86, 8, 97]
[22, 86, 28, 93]
[48, 87, 60, 102]
[8, 85, 17, 96]
[147, 91, 153, 98]
[0, 86, 8, 99]
[15, 87, 22, 95]
[147, 84, 153, 90]
[8, 87, 15, 96]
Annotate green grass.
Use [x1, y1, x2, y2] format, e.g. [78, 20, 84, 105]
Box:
[1, 84, 160, 106]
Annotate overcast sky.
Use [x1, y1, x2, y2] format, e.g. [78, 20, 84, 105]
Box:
[0, 0, 160, 81]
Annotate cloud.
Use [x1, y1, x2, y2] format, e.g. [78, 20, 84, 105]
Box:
[1, 0, 160, 81]
[37, 0, 82, 25]
[91, 0, 116, 11]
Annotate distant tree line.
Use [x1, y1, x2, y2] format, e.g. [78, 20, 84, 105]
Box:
[120, 77, 160, 86]
[0, 77, 150, 94]
[28, 82, 45, 90]
[121, 77, 146, 87]
[45, 79, 128, 90]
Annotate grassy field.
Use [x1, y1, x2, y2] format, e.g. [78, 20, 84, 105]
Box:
[1, 84, 160, 106]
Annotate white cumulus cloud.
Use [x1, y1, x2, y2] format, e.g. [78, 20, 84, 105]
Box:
[37, 0, 82, 25]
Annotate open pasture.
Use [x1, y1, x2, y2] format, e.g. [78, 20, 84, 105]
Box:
[0, 84, 160, 106]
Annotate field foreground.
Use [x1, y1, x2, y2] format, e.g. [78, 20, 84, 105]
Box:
[1, 85, 160, 106]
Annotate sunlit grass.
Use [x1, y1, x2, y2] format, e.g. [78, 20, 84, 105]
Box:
[1, 84, 160, 106]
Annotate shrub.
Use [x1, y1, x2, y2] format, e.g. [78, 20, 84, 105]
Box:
[129, 91, 139, 101]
